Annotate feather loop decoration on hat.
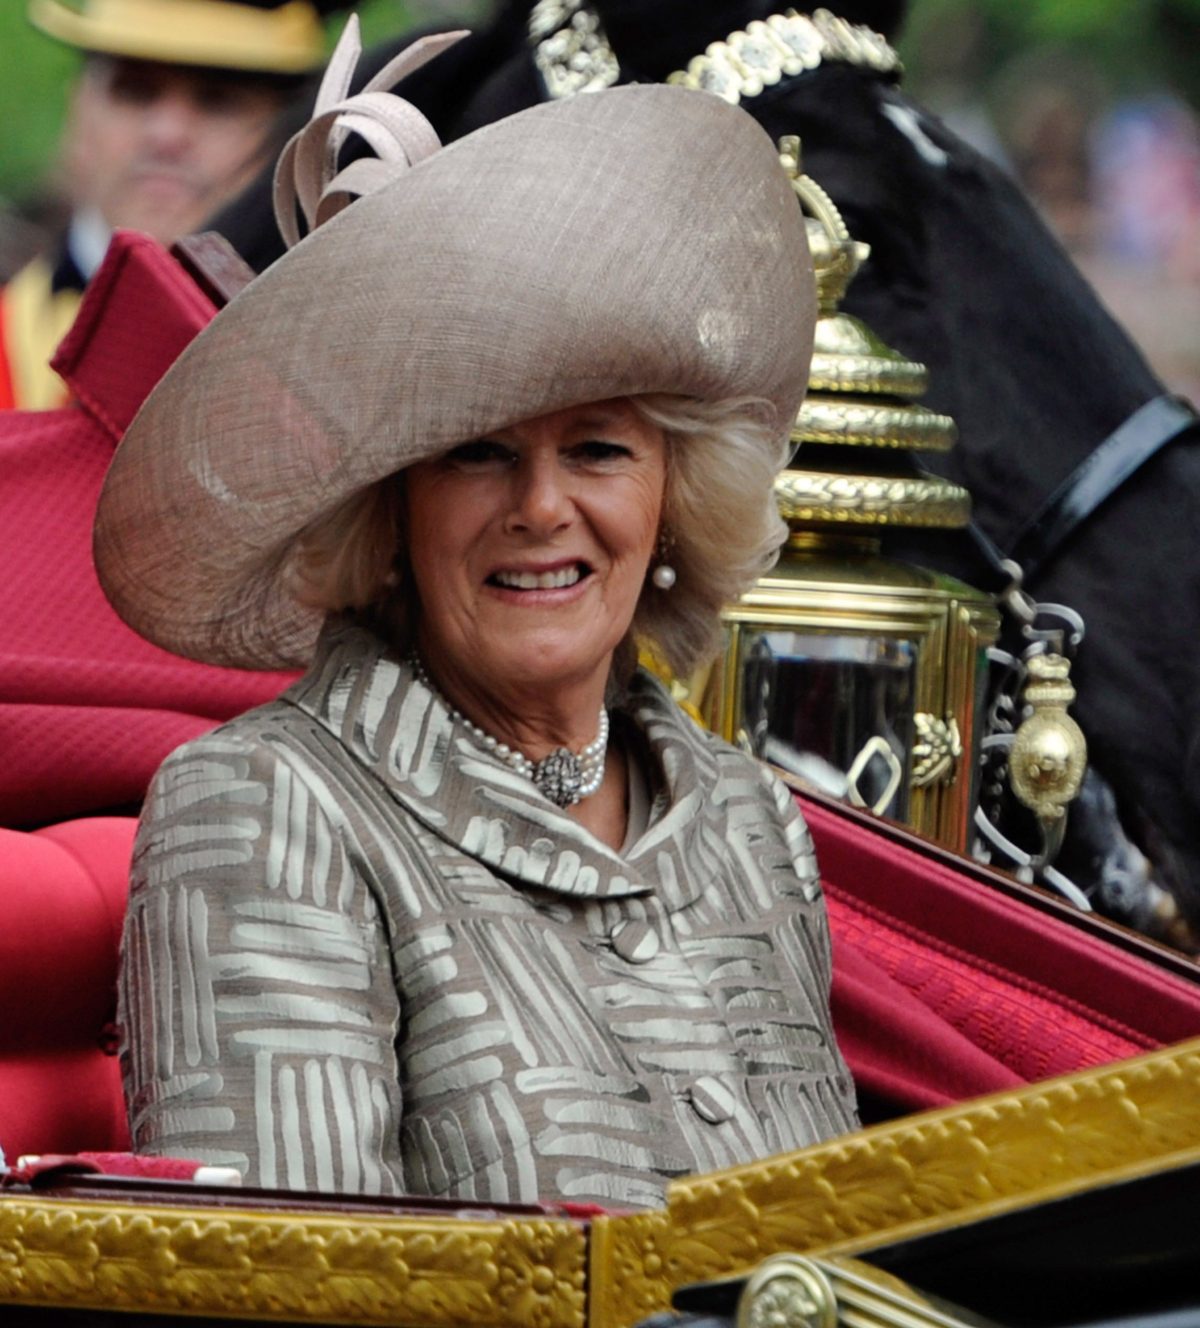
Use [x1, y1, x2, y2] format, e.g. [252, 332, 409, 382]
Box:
[273, 15, 467, 247]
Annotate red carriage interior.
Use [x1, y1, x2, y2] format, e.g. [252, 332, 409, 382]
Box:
[2, 231, 1198, 1169]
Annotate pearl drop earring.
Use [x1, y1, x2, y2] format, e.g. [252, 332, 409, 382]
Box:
[652, 528, 676, 590]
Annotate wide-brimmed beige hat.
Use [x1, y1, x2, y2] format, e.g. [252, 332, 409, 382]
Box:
[94, 26, 817, 670]
[29, 0, 326, 74]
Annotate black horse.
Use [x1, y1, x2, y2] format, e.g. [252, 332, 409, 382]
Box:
[211, 0, 1200, 937]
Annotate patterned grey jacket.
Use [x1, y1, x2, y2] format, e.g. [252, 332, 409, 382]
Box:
[120, 621, 858, 1208]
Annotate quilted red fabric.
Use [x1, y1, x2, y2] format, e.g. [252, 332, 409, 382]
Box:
[0, 232, 296, 828]
[806, 792, 1200, 1112]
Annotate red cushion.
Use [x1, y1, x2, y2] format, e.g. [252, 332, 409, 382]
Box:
[0, 819, 135, 1158]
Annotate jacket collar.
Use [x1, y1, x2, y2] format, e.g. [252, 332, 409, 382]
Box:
[284, 620, 728, 903]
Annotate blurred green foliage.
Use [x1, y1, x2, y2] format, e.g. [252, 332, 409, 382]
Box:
[0, 5, 78, 199]
[0, 0, 420, 203]
[900, 0, 1200, 108]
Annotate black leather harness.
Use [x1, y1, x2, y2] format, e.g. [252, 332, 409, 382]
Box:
[1002, 394, 1199, 586]
[966, 394, 1199, 594]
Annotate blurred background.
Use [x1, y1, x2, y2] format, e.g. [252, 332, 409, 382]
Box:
[0, 0, 483, 280]
[2, 0, 1198, 400]
[901, 0, 1200, 403]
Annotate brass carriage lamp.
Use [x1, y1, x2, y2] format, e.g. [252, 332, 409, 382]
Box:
[690, 142, 1000, 852]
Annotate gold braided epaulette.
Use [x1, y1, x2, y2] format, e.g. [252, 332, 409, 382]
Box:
[529, 3, 902, 105]
[666, 8, 902, 106]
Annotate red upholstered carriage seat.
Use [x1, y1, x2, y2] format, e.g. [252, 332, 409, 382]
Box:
[3, 800, 1198, 1163]
[0, 231, 292, 1161]
[0, 819, 135, 1158]
[0, 230, 295, 830]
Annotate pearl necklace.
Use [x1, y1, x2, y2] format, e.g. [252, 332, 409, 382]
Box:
[411, 656, 609, 808]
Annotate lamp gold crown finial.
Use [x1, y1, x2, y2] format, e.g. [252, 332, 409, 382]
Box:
[778, 140, 968, 533]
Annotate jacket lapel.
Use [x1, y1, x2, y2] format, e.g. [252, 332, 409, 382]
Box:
[287, 620, 727, 906]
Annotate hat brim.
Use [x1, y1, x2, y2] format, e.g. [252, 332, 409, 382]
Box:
[29, 0, 324, 73]
[94, 84, 815, 669]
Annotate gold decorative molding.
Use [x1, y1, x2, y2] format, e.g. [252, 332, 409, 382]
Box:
[667, 9, 901, 106]
[806, 350, 929, 399]
[6, 1043, 1200, 1327]
[589, 1208, 676, 1328]
[0, 1205, 587, 1326]
[796, 398, 957, 451]
[590, 1038, 1200, 1328]
[774, 471, 972, 529]
[911, 712, 962, 788]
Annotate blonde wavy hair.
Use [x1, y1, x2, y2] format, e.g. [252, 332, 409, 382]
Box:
[288, 394, 789, 676]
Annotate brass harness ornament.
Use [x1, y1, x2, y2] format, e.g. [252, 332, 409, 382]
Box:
[1006, 652, 1088, 857]
[528, 0, 619, 98]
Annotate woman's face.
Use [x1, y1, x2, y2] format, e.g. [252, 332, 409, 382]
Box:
[405, 399, 667, 705]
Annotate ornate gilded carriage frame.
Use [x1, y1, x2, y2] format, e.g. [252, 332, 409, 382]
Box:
[3, 1037, 1199, 1325]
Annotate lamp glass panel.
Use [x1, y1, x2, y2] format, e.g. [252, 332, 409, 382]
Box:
[738, 629, 917, 819]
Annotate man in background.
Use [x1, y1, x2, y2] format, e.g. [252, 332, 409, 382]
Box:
[0, 0, 329, 409]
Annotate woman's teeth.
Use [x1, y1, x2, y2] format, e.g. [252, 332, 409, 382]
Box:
[493, 565, 582, 590]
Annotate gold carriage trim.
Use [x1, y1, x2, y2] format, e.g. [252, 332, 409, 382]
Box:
[774, 471, 972, 528]
[4, 1041, 1200, 1325]
[0, 1205, 588, 1327]
[591, 1037, 1200, 1328]
[666, 9, 902, 106]
[795, 398, 958, 451]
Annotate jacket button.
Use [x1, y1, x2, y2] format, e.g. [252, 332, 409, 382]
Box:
[688, 1076, 737, 1124]
[609, 919, 660, 963]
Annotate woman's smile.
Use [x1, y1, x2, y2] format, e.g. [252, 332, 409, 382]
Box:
[487, 559, 591, 594]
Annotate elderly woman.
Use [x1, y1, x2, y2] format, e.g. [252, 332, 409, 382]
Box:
[95, 27, 858, 1206]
